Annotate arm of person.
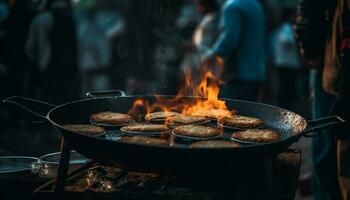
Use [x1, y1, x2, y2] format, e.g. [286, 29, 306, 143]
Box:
[200, 5, 242, 67]
[211, 6, 242, 58]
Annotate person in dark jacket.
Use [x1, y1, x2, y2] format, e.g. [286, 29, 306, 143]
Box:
[1, 0, 37, 129]
[26, 0, 80, 104]
[295, 0, 350, 199]
[201, 0, 266, 101]
[4, 0, 37, 98]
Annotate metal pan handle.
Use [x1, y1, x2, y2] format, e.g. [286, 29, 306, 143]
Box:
[3, 96, 57, 122]
[303, 116, 346, 137]
[86, 90, 126, 98]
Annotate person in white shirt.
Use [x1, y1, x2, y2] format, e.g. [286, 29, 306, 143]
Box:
[180, 0, 219, 84]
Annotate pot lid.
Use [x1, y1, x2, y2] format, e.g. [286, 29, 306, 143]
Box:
[0, 156, 39, 179]
[39, 151, 89, 165]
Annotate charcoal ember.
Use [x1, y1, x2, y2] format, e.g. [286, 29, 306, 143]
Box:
[65, 178, 92, 192]
[65, 165, 112, 192]
[101, 166, 124, 179]
[126, 172, 160, 183]
[86, 168, 104, 183]
[90, 178, 116, 193]
[110, 172, 161, 192]
[65, 185, 86, 192]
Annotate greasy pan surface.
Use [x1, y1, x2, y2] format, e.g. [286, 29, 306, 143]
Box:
[46, 95, 307, 174]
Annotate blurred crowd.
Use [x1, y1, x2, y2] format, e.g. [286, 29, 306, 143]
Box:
[1, 0, 350, 199]
[0, 0, 309, 131]
[0, 0, 305, 105]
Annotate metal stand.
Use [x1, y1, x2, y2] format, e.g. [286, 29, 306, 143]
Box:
[54, 137, 72, 193]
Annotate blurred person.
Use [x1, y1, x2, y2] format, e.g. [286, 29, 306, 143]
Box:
[272, 8, 300, 109]
[0, 0, 7, 21]
[0, 0, 9, 128]
[3, 0, 36, 98]
[175, 0, 201, 40]
[295, 0, 350, 199]
[192, 0, 219, 52]
[26, 0, 80, 104]
[75, 6, 125, 93]
[0, 0, 37, 130]
[0, 0, 9, 98]
[180, 0, 220, 83]
[202, 0, 266, 101]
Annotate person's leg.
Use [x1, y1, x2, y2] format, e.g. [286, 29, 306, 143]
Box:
[337, 139, 350, 200]
[310, 70, 341, 200]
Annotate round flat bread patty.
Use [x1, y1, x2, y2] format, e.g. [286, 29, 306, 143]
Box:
[191, 109, 234, 120]
[118, 136, 168, 145]
[90, 111, 134, 125]
[232, 129, 280, 143]
[145, 111, 179, 122]
[220, 115, 265, 129]
[121, 124, 170, 132]
[173, 125, 220, 138]
[166, 115, 208, 126]
[190, 140, 240, 148]
[63, 124, 105, 135]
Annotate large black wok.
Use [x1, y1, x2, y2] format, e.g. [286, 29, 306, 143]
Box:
[4, 90, 344, 177]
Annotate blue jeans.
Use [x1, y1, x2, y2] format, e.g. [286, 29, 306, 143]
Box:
[310, 70, 341, 200]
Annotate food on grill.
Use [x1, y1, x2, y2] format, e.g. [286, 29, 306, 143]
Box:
[173, 125, 221, 138]
[145, 111, 180, 122]
[65, 178, 93, 192]
[90, 111, 134, 125]
[165, 115, 209, 127]
[63, 124, 105, 135]
[90, 179, 116, 192]
[191, 109, 235, 120]
[118, 136, 168, 146]
[189, 140, 240, 148]
[232, 129, 280, 143]
[121, 124, 170, 133]
[218, 115, 265, 129]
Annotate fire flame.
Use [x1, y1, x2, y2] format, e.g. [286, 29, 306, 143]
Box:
[128, 57, 234, 121]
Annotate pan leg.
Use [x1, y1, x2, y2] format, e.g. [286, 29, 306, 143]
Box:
[54, 137, 71, 193]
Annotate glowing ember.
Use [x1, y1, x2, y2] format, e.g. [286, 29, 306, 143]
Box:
[128, 57, 234, 121]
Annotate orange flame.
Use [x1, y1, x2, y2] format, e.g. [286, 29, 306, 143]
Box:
[128, 56, 234, 121]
